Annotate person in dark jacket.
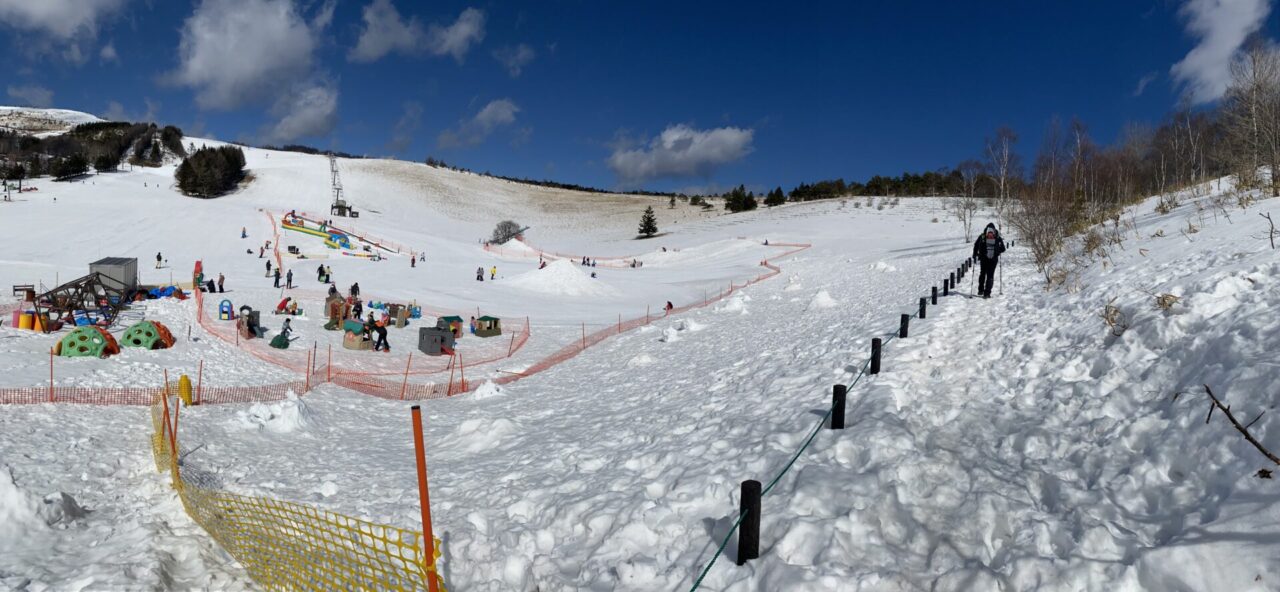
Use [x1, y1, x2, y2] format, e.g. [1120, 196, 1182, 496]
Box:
[972, 222, 1006, 298]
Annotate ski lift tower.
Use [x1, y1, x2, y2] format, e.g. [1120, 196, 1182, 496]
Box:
[328, 153, 358, 218]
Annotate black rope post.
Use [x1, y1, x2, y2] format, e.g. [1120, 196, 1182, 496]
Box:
[899, 313, 909, 338]
[870, 338, 882, 375]
[931, 286, 938, 305]
[830, 384, 847, 430]
[737, 479, 762, 565]
[919, 297, 927, 319]
[943, 279, 949, 296]
[950, 272, 955, 289]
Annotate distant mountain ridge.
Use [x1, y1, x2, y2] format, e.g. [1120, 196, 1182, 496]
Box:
[0, 107, 103, 137]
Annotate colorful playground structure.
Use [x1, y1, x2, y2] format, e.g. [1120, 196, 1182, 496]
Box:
[281, 213, 393, 259]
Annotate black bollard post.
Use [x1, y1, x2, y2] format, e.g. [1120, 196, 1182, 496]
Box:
[919, 297, 927, 319]
[943, 279, 949, 296]
[931, 286, 938, 305]
[737, 480, 762, 565]
[870, 338, 882, 375]
[950, 272, 955, 288]
[899, 313, 909, 338]
[831, 384, 847, 430]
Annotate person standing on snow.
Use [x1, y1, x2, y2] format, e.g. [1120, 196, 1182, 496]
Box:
[476, 266, 484, 282]
[273, 267, 282, 288]
[286, 269, 294, 289]
[972, 223, 1006, 299]
[266, 260, 273, 276]
[155, 252, 163, 269]
[490, 266, 497, 280]
[350, 283, 360, 298]
[217, 273, 225, 293]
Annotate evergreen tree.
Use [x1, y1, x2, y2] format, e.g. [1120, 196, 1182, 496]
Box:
[764, 186, 786, 206]
[638, 205, 658, 237]
[5, 164, 24, 190]
[93, 154, 117, 172]
[175, 145, 246, 198]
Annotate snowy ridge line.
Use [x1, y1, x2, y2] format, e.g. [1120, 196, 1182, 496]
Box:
[149, 388, 446, 590]
[687, 255, 963, 591]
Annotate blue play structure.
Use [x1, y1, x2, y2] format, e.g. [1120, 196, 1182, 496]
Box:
[219, 299, 234, 320]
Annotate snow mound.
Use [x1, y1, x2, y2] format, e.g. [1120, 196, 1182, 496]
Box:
[783, 275, 803, 292]
[659, 326, 682, 343]
[455, 418, 519, 452]
[718, 294, 750, 315]
[659, 318, 707, 342]
[809, 290, 839, 309]
[234, 391, 314, 433]
[869, 261, 897, 272]
[505, 259, 617, 297]
[470, 380, 507, 400]
[0, 465, 84, 545]
[0, 465, 45, 540]
[499, 239, 539, 255]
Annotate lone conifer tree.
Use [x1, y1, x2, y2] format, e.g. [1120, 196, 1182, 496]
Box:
[638, 206, 658, 238]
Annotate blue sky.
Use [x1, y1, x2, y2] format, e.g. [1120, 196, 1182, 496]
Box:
[0, 0, 1274, 193]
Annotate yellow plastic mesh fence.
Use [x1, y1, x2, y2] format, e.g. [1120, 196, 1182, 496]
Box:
[149, 394, 446, 591]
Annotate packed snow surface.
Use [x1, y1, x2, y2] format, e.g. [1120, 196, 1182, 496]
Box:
[0, 141, 1276, 591]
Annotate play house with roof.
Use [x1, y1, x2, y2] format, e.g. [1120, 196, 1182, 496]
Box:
[474, 315, 502, 337]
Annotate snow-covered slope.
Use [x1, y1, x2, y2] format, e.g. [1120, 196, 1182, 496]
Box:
[0, 106, 102, 136]
[1, 141, 1277, 591]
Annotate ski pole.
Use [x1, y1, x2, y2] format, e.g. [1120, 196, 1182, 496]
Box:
[999, 261, 1003, 296]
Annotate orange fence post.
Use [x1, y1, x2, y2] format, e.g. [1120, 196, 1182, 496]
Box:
[163, 369, 176, 456]
[196, 359, 204, 405]
[646, 305, 650, 325]
[410, 405, 442, 592]
[446, 354, 456, 396]
[305, 351, 312, 392]
[458, 354, 465, 393]
[581, 323, 586, 349]
[48, 349, 53, 403]
[400, 352, 413, 400]
[617, 314, 621, 333]
[507, 331, 516, 357]
[327, 344, 332, 383]
[159, 379, 171, 443]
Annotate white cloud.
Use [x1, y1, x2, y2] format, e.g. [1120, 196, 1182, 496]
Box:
[1171, 0, 1271, 104]
[102, 98, 159, 122]
[1132, 71, 1158, 97]
[386, 100, 423, 153]
[7, 84, 53, 108]
[0, 0, 126, 63]
[0, 0, 125, 39]
[100, 42, 118, 63]
[265, 83, 338, 143]
[350, 3, 484, 63]
[311, 0, 336, 30]
[493, 43, 535, 77]
[349, 0, 422, 62]
[170, 0, 318, 110]
[426, 7, 485, 63]
[438, 98, 518, 148]
[607, 124, 754, 184]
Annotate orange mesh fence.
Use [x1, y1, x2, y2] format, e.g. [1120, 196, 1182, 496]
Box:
[150, 389, 446, 591]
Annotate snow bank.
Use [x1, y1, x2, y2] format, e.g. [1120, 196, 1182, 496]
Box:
[233, 391, 314, 433]
[504, 259, 617, 297]
[0, 465, 84, 546]
[869, 261, 897, 272]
